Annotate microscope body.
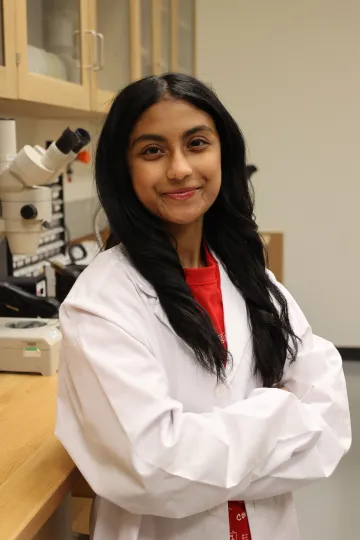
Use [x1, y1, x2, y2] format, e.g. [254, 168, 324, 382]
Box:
[0, 118, 90, 255]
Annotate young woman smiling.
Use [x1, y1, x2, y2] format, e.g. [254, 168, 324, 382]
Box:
[56, 73, 351, 540]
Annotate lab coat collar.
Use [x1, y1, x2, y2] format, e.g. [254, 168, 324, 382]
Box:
[132, 249, 222, 299]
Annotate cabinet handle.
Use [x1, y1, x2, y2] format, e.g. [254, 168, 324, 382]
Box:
[84, 29, 99, 69]
[93, 32, 105, 71]
[74, 30, 99, 69]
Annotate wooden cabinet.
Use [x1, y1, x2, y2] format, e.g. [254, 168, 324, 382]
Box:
[171, 0, 196, 75]
[0, 0, 197, 115]
[138, 0, 156, 77]
[89, 0, 161, 112]
[90, 0, 197, 113]
[89, 0, 132, 112]
[157, 0, 197, 76]
[261, 232, 284, 283]
[15, 0, 92, 111]
[0, 1, 17, 98]
[159, 0, 171, 73]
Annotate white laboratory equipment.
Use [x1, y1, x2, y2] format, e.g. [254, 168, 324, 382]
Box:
[0, 118, 90, 375]
[0, 318, 62, 375]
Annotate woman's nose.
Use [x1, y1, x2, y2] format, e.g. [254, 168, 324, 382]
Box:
[167, 151, 192, 181]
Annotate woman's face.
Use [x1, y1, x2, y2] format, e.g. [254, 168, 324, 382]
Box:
[128, 99, 221, 227]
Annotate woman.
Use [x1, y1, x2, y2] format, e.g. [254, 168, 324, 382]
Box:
[56, 73, 351, 540]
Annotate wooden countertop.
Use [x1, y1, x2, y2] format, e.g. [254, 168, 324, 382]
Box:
[0, 373, 80, 540]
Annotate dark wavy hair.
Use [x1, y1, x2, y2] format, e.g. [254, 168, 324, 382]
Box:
[95, 73, 299, 387]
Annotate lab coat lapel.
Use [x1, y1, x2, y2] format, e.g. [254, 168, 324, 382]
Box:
[133, 273, 173, 333]
[217, 260, 251, 383]
[152, 298, 172, 330]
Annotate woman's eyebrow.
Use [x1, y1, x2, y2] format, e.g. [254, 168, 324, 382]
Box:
[184, 125, 214, 137]
[131, 133, 166, 148]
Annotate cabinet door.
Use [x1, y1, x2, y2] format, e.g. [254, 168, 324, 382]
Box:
[139, 0, 155, 77]
[159, 0, 171, 74]
[0, 0, 17, 98]
[90, 0, 161, 112]
[15, 0, 91, 110]
[129, 0, 158, 81]
[171, 0, 196, 76]
[90, 0, 131, 112]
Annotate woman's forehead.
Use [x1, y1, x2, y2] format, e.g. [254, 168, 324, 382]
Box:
[130, 99, 216, 140]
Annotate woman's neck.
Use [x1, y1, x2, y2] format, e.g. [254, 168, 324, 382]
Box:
[167, 219, 204, 269]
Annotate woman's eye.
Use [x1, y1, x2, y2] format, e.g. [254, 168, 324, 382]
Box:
[189, 138, 208, 149]
[142, 145, 163, 157]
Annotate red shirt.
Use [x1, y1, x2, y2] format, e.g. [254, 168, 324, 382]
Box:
[184, 247, 252, 540]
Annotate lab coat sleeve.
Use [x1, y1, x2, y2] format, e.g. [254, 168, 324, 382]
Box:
[55, 277, 349, 519]
[236, 272, 351, 501]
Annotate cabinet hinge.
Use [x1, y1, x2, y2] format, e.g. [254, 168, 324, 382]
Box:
[16, 52, 21, 66]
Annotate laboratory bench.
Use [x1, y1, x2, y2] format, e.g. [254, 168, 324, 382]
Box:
[0, 372, 91, 540]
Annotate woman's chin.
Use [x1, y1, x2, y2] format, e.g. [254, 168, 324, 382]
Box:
[163, 211, 204, 227]
[158, 202, 208, 227]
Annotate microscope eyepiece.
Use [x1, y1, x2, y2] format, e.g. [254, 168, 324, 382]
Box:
[72, 128, 91, 153]
[54, 128, 78, 155]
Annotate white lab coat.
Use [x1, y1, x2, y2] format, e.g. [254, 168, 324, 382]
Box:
[55, 246, 351, 540]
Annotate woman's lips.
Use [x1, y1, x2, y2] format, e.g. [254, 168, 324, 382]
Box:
[164, 188, 199, 201]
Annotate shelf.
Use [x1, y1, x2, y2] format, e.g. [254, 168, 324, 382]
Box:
[0, 97, 102, 119]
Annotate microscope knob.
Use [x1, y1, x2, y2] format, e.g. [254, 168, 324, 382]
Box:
[20, 204, 38, 219]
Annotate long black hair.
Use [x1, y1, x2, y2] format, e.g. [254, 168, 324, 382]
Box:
[95, 73, 299, 387]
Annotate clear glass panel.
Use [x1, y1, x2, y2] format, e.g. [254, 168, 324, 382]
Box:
[0, 2, 5, 66]
[140, 0, 153, 77]
[96, 0, 131, 93]
[26, 0, 82, 84]
[178, 0, 194, 75]
[161, 0, 171, 73]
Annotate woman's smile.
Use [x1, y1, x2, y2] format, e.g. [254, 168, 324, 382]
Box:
[163, 187, 202, 201]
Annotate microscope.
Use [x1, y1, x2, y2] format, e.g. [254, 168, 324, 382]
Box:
[0, 118, 90, 254]
[0, 118, 90, 375]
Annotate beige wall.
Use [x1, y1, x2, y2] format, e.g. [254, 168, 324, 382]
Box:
[197, 0, 360, 347]
[197, 3, 359, 538]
